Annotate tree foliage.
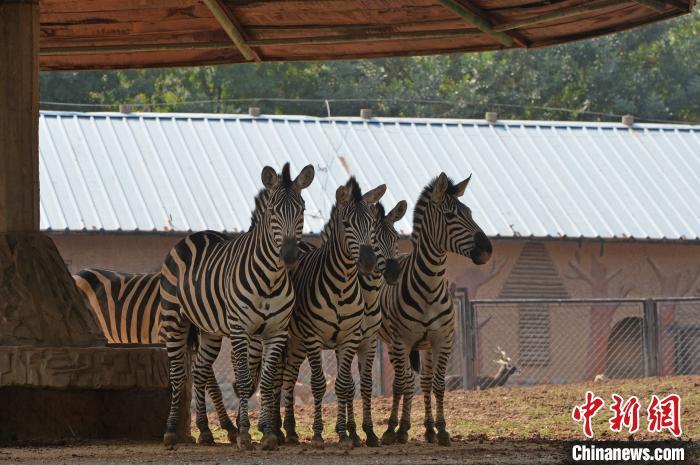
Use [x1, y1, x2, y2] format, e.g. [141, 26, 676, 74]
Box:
[40, 12, 699, 123]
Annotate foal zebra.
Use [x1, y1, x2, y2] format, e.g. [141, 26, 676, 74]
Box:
[159, 163, 314, 450]
[280, 178, 386, 449]
[73, 265, 239, 443]
[378, 173, 492, 446]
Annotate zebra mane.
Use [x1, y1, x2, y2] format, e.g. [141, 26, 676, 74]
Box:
[249, 188, 269, 230]
[411, 175, 459, 243]
[280, 162, 293, 188]
[320, 177, 363, 242]
[375, 202, 386, 220]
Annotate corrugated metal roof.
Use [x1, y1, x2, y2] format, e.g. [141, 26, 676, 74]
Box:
[39, 111, 700, 241]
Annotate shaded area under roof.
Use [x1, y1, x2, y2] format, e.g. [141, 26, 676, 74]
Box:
[40, 0, 694, 71]
[38, 111, 700, 241]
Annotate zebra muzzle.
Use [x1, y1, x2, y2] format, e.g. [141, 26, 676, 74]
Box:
[384, 258, 401, 285]
[358, 245, 377, 275]
[280, 238, 300, 266]
[470, 231, 493, 265]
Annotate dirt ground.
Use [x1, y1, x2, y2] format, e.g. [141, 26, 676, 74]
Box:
[2, 376, 698, 464]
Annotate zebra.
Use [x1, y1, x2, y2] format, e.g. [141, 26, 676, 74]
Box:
[280, 177, 386, 449]
[345, 200, 407, 447]
[378, 173, 492, 447]
[73, 264, 241, 444]
[73, 269, 161, 345]
[159, 162, 315, 450]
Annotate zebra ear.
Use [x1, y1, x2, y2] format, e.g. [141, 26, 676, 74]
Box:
[431, 173, 449, 203]
[261, 166, 279, 190]
[336, 185, 352, 205]
[387, 200, 407, 224]
[294, 164, 315, 191]
[361, 184, 386, 205]
[452, 174, 472, 198]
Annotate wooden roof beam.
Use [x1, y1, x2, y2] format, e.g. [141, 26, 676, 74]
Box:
[202, 0, 261, 63]
[632, 0, 667, 12]
[494, 0, 627, 32]
[437, 0, 526, 47]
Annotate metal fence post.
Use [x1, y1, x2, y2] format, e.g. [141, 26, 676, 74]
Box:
[377, 338, 385, 396]
[643, 298, 660, 377]
[461, 294, 477, 390]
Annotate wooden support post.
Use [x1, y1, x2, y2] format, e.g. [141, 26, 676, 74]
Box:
[0, 0, 39, 233]
[202, 0, 261, 63]
[437, 0, 521, 47]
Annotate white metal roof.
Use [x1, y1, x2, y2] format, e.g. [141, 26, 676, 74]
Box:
[39, 111, 700, 241]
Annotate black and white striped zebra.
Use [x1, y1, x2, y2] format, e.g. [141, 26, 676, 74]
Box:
[280, 178, 386, 449]
[73, 265, 240, 444]
[346, 200, 406, 447]
[378, 173, 492, 446]
[159, 163, 314, 450]
[74, 269, 161, 345]
[287, 200, 407, 447]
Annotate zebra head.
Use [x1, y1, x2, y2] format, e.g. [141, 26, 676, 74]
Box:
[414, 172, 492, 265]
[373, 200, 407, 285]
[328, 178, 386, 275]
[259, 163, 315, 267]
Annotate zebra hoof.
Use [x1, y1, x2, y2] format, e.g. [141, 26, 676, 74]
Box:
[311, 435, 324, 449]
[163, 432, 178, 449]
[237, 432, 253, 451]
[437, 430, 451, 446]
[381, 430, 396, 446]
[285, 432, 300, 445]
[226, 428, 238, 444]
[396, 430, 409, 444]
[197, 430, 215, 445]
[349, 432, 362, 448]
[276, 429, 286, 444]
[260, 434, 279, 451]
[425, 428, 437, 444]
[365, 431, 380, 447]
[339, 436, 354, 450]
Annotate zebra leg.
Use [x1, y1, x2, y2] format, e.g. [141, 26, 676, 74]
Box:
[230, 331, 254, 451]
[431, 339, 453, 446]
[419, 349, 437, 444]
[343, 353, 361, 448]
[381, 344, 405, 446]
[162, 315, 190, 448]
[259, 332, 287, 451]
[396, 350, 415, 444]
[358, 338, 379, 447]
[334, 344, 357, 449]
[198, 335, 238, 444]
[281, 336, 305, 445]
[206, 372, 238, 444]
[192, 333, 222, 445]
[308, 346, 327, 448]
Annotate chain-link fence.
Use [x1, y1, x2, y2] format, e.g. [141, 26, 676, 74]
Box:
[456, 295, 700, 390]
[201, 295, 700, 411]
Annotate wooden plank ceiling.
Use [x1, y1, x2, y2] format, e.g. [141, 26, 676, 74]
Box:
[39, 0, 694, 71]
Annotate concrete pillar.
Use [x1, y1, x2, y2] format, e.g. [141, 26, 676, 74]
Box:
[0, 2, 178, 443]
[0, 0, 39, 233]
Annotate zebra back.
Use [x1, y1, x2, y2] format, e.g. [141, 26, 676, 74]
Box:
[74, 269, 161, 344]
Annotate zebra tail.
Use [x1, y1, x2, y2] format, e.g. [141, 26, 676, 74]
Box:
[187, 325, 199, 353]
[409, 349, 420, 372]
